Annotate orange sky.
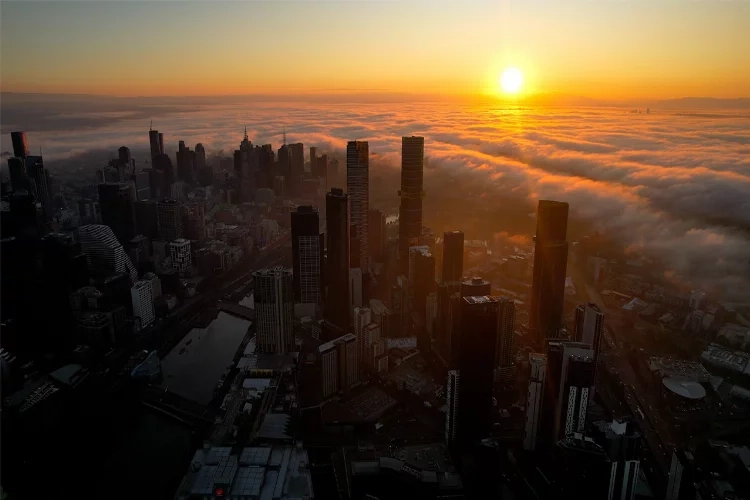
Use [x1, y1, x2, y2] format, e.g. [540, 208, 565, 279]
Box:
[1, 1, 748, 99]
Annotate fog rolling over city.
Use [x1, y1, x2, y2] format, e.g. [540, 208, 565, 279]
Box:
[3, 96, 749, 299]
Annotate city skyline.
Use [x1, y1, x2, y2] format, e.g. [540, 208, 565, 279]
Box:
[1, 1, 749, 99]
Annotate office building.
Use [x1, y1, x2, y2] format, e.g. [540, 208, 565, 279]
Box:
[529, 200, 569, 346]
[98, 182, 136, 244]
[143, 272, 162, 302]
[541, 341, 594, 447]
[575, 302, 605, 395]
[319, 333, 358, 399]
[460, 276, 490, 298]
[398, 136, 425, 273]
[254, 267, 294, 354]
[8, 157, 28, 192]
[170, 238, 191, 277]
[182, 202, 206, 241]
[592, 419, 642, 500]
[289, 142, 305, 190]
[130, 171, 151, 201]
[441, 230, 464, 283]
[426, 292, 437, 339]
[134, 200, 158, 240]
[453, 296, 503, 449]
[368, 209, 386, 262]
[27, 155, 53, 221]
[347, 141, 369, 270]
[412, 250, 436, 326]
[445, 369, 460, 446]
[523, 353, 547, 451]
[194, 143, 206, 170]
[349, 267, 363, 311]
[131, 280, 155, 328]
[324, 188, 350, 332]
[354, 307, 372, 365]
[291, 205, 323, 306]
[11, 131, 29, 158]
[157, 199, 183, 241]
[666, 449, 697, 500]
[149, 128, 161, 160]
[309, 146, 317, 173]
[77, 224, 138, 283]
[176, 141, 196, 184]
[494, 297, 516, 384]
[152, 153, 175, 196]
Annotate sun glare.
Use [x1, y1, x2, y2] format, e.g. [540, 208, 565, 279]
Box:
[500, 67, 523, 94]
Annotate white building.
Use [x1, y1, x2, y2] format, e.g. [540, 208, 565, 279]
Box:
[131, 280, 155, 328]
[253, 267, 294, 354]
[346, 140, 369, 270]
[77, 224, 137, 283]
[523, 353, 546, 451]
[170, 238, 192, 277]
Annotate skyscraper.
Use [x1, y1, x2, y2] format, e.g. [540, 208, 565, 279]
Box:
[157, 200, 183, 241]
[176, 141, 196, 184]
[149, 128, 161, 160]
[398, 136, 425, 273]
[194, 143, 207, 170]
[575, 302, 605, 395]
[368, 209, 386, 262]
[289, 142, 305, 192]
[452, 296, 502, 449]
[346, 141, 369, 270]
[523, 353, 547, 451]
[254, 267, 294, 354]
[494, 297, 516, 384]
[98, 182, 136, 244]
[529, 200, 570, 346]
[592, 419, 642, 500]
[131, 280, 155, 328]
[291, 205, 323, 306]
[441, 230, 464, 283]
[309, 146, 317, 173]
[325, 188, 350, 332]
[445, 369, 460, 446]
[540, 340, 594, 447]
[26, 156, 53, 221]
[11, 131, 29, 158]
[170, 238, 192, 278]
[77, 224, 138, 283]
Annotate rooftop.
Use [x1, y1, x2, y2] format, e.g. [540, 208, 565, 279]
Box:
[175, 445, 312, 500]
[648, 356, 711, 382]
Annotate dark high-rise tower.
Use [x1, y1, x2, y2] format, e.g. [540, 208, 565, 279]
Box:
[292, 205, 324, 305]
[149, 128, 161, 161]
[398, 136, 424, 273]
[529, 200, 570, 347]
[368, 209, 386, 262]
[442, 230, 464, 283]
[289, 142, 305, 192]
[450, 295, 502, 449]
[347, 141, 369, 270]
[325, 188, 350, 332]
[494, 297, 516, 384]
[176, 141, 196, 184]
[98, 182, 136, 244]
[11, 132, 29, 158]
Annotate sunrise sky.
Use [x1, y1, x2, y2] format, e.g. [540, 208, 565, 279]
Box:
[1, 0, 749, 99]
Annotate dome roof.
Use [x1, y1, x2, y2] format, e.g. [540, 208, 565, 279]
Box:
[663, 377, 706, 400]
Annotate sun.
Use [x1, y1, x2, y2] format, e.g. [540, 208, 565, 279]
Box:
[500, 67, 523, 94]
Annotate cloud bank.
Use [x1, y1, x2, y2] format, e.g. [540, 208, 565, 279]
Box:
[2, 97, 749, 300]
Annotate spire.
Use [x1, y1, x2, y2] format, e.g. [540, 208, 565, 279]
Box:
[243, 126, 248, 141]
[283, 127, 287, 146]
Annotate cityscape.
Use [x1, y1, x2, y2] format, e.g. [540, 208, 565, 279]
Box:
[2, 1, 750, 500]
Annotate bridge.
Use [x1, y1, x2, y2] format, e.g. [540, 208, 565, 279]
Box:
[217, 301, 254, 321]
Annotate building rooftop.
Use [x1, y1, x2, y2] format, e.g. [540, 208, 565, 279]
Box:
[319, 333, 356, 353]
[175, 445, 312, 500]
[662, 378, 707, 400]
[701, 343, 750, 376]
[648, 356, 711, 382]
